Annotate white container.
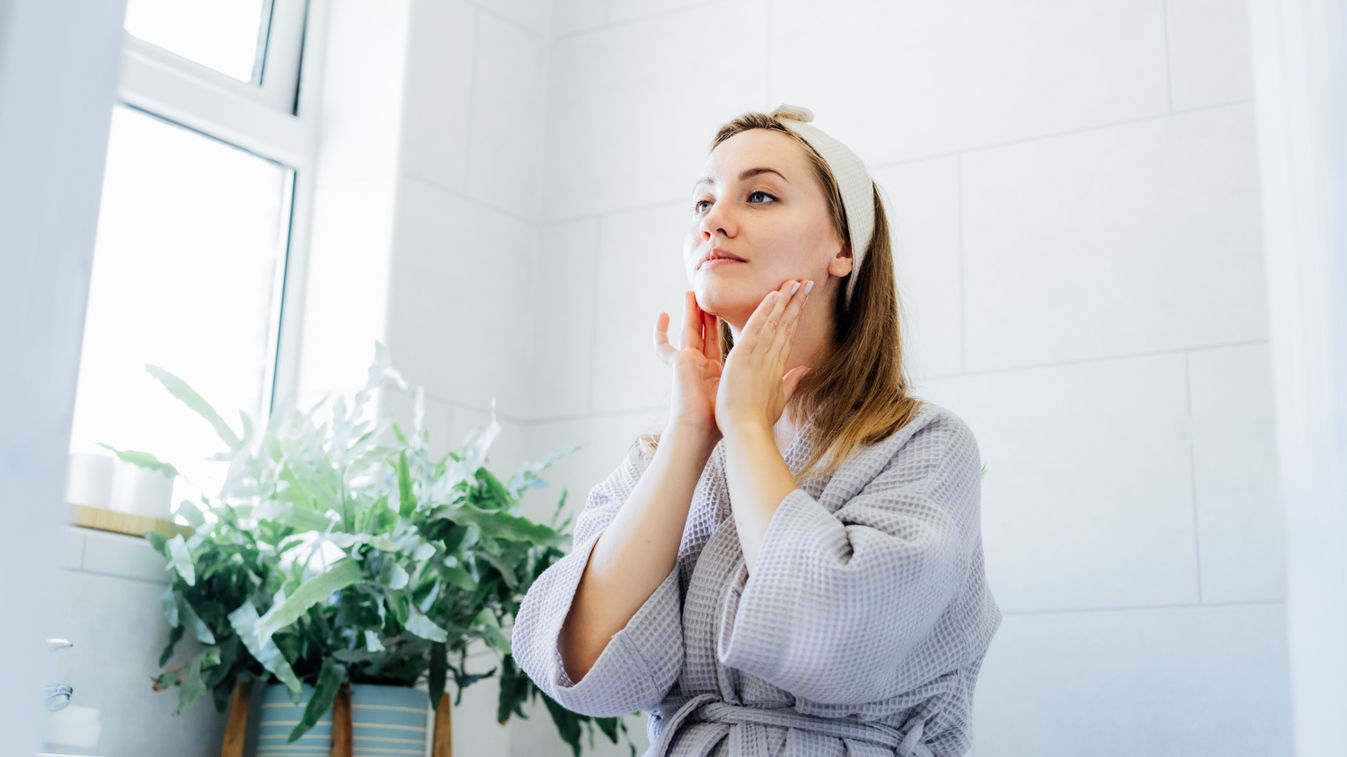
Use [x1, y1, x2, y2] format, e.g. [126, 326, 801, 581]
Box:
[64, 453, 116, 508]
[107, 458, 174, 519]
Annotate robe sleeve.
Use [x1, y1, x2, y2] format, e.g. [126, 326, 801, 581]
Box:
[716, 413, 980, 705]
[510, 439, 685, 717]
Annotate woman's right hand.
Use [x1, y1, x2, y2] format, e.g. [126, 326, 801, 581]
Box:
[654, 291, 724, 441]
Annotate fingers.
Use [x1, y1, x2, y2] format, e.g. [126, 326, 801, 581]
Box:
[681, 291, 704, 354]
[769, 279, 813, 358]
[654, 311, 675, 364]
[702, 309, 723, 364]
[742, 279, 809, 354]
[738, 282, 786, 349]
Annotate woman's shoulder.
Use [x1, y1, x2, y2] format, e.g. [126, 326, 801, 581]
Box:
[839, 400, 981, 480]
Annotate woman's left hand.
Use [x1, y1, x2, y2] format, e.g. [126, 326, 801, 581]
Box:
[715, 278, 814, 436]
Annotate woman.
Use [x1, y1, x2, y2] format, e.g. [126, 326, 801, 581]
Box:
[511, 104, 1002, 757]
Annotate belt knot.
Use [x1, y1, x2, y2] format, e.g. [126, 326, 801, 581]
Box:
[650, 693, 934, 757]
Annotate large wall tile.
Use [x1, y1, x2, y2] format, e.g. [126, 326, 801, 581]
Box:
[1188, 341, 1285, 603]
[590, 202, 693, 415]
[467, 0, 552, 37]
[553, 0, 606, 36]
[770, 0, 1169, 165]
[315, 1, 413, 185]
[531, 218, 600, 420]
[51, 570, 226, 756]
[378, 386, 458, 460]
[401, 0, 476, 193]
[449, 400, 533, 492]
[297, 176, 397, 404]
[871, 157, 963, 382]
[962, 102, 1265, 373]
[516, 409, 666, 524]
[387, 177, 537, 420]
[468, 10, 548, 219]
[919, 353, 1199, 613]
[607, 0, 722, 24]
[1166, 0, 1254, 110]
[82, 528, 168, 584]
[543, 0, 769, 219]
[972, 603, 1292, 756]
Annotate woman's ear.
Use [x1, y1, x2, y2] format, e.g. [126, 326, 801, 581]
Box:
[827, 242, 853, 278]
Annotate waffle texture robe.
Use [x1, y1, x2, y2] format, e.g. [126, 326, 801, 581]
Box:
[510, 401, 1002, 756]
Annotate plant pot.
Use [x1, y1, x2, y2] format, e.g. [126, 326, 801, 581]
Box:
[254, 683, 432, 757]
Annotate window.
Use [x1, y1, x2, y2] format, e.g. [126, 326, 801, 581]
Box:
[67, 0, 317, 512]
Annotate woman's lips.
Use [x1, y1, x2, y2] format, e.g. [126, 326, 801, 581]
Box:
[702, 258, 746, 270]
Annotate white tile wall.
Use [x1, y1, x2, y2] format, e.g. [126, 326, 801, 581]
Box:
[920, 352, 1201, 613]
[466, 0, 553, 37]
[552, 0, 606, 36]
[531, 217, 601, 419]
[466, 9, 549, 219]
[51, 529, 225, 757]
[589, 201, 694, 415]
[1166, 0, 1255, 110]
[1189, 341, 1285, 603]
[961, 102, 1265, 373]
[971, 602, 1292, 756]
[542, 0, 770, 219]
[401, 0, 477, 194]
[871, 158, 964, 382]
[386, 176, 537, 420]
[769, 0, 1170, 164]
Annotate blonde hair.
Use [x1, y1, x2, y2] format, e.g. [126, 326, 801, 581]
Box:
[638, 110, 980, 483]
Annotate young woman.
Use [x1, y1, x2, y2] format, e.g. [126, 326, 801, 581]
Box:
[511, 104, 1002, 757]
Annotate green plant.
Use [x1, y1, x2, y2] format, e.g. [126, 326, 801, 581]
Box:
[102, 341, 639, 755]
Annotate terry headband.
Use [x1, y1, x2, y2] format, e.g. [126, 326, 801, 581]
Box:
[768, 103, 883, 310]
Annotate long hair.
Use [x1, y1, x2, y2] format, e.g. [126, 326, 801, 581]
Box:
[637, 110, 939, 484]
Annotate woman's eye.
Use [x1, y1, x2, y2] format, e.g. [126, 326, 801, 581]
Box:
[692, 191, 776, 214]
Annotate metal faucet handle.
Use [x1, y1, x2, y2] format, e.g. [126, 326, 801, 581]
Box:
[45, 684, 73, 712]
[45, 638, 75, 711]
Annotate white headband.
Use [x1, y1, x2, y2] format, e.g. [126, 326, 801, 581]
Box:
[768, 103, 881, 310]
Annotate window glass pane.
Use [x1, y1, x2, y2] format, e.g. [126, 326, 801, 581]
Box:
[124, 0, 270, 83]
[69, 105, 294, 511]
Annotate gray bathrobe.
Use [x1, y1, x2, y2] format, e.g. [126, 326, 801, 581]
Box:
[511, 401, 1002, 756]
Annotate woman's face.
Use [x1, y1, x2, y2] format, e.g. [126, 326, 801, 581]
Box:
[683, 127, 851, 327]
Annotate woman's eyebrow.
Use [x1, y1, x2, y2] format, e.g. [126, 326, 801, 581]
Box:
[693, 167, 790, 190]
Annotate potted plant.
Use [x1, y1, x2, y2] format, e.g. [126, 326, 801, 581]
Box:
[101, 342, 641, 756]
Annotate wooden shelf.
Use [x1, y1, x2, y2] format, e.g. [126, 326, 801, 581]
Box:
[68, 504, 190, 539]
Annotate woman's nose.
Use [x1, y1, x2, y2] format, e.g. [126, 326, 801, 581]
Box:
[699, 205, 732, 240]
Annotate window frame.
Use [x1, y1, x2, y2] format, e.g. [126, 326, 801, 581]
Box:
[110, 0, 326, 417]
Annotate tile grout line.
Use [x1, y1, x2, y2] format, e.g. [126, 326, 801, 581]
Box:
[1185, 349, 1204, 603]
[459, 0, 548, 41]
[934, 338, 1270, 381]
[764, 0, 772, 108]
[558, 0, 731, 42]
[1002, 597, 1283, 618]
[501, 339, 1271, 426]
[587, 218, 603, 417]
[1161, 0, 1174, 112]
[463, 8, 482, 197]
[957, 152, 966, 373]
[537, 99, 1255, 227]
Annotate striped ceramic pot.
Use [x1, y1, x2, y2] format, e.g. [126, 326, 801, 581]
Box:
[256, 682, 431, 756]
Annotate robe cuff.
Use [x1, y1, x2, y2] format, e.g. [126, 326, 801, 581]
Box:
[514, 526, 683, 717]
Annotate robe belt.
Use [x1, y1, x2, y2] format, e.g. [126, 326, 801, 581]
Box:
[650, 693, 936, 757]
